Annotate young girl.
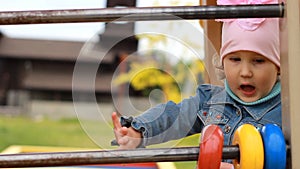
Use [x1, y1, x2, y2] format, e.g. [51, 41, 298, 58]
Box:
[112, 12, 280, 168]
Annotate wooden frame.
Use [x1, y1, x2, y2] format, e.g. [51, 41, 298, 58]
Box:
[280, 0, 300, 167]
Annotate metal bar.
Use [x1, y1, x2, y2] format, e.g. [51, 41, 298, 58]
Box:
[0, 4, 284, 25]
[0, 146, 239, 168]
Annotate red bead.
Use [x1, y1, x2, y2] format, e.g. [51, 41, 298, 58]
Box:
[197, 125, 224, 169]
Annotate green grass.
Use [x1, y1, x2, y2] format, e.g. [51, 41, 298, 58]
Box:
[0, 115, 199, 168]
[0, 116, 98, 150]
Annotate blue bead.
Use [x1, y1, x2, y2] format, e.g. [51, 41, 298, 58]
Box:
[260, 124, 286, 169]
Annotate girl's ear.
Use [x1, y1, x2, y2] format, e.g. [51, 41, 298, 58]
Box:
[277, 67, 281, 75]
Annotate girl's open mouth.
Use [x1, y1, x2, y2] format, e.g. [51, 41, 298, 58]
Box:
[240, 84, 256, 96]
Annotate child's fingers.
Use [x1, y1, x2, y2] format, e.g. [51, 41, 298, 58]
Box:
[117, 135, 141, 149]
[117, 128, 130, 146]
[120, 126, 128, 135]
[220, 162, 234, 169]
[118, 136, 129, 145]
[112, 112, 122, 129]
[112, 112, 141, 149]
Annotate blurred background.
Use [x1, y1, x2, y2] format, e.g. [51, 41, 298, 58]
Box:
[0, 0, 211, 168]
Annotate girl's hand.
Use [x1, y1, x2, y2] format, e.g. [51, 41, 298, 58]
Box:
[220, 162, 234, 169]
[112, 112, 142, 149]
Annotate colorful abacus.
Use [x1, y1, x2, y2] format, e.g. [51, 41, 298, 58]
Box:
[198, 124, 287, 169]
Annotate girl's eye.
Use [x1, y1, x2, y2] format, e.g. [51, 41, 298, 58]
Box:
[254, 59, 265, 63]
[229, 57, 241, 62]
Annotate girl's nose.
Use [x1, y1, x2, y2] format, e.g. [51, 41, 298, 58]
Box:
[240, 64, 253, 78]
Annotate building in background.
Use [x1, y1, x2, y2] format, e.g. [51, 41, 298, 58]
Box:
[0, 0, 138, 116]
[0, 0, 207, 119]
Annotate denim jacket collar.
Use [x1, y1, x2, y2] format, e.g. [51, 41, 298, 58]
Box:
[242, 94, 281, 120]
[206, 88, 281, 121]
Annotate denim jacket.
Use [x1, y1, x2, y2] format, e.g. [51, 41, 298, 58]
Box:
[130, 84, 281, 146]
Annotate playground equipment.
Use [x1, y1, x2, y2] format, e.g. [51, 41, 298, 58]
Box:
[0, 0, 298, 168]
[0, 4, 283, 25]
[0, 124, 287, 169]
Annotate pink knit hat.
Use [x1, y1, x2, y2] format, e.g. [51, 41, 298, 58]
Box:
[217, 0, 280, 67]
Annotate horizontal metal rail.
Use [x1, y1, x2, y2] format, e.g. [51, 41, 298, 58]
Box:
[0, 146, 239, 168]
[0, 4, 284, 25]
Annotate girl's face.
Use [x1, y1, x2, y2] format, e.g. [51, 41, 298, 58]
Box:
[223, 51, 279, 103]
